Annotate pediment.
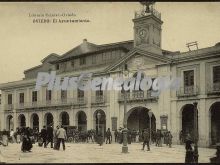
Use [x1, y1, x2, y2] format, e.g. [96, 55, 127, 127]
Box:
[127, 54, 161, 70]
[106, 48, 171, 72]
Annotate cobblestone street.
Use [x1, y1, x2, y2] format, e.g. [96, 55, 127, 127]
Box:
[0, 142, 216, 163]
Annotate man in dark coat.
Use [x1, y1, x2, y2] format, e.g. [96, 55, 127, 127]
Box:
[155, 129, 160, 147]
[105, 128, 112, 144]
[127, 129, 132, 144]
[167, 131, 173, 148]
[97, 130, 103, 146]
[114, 129, 118, 143]
[40, 126, 47, 148]
[142, 129, 150, 151]
[46, 126, 54, 148]
[131, 129, 136, 143]
[185, 133, 195, 163]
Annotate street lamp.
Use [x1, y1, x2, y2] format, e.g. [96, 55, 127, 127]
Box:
[148, 110, 153, 144]
[193, 102, 199, 163]
[122, 63, 129, 153]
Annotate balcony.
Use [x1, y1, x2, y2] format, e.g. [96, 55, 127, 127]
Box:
[15, 98, 85, 109]
[177, 86, 199, 97]
[4, 104, 13, 111]
[15, 98, 88, 110]
[91, 95, 106, 106]
[207, 82, 220, 95]
[75, 97, 87, 106]
[118, 90, 158, 102]
[17, 103, 25, 109]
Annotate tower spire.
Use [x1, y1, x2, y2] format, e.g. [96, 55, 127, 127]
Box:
[133, 1, 163, 55]
[140, 1, 155, 13]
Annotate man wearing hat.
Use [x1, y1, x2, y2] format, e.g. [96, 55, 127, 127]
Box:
[142, 128, 150, 151]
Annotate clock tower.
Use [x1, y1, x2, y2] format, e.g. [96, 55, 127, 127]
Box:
[133, 2, 163, 55]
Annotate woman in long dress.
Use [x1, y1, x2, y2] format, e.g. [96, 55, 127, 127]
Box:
[21, 127, 33, 152]
[2, 129, 8, 146]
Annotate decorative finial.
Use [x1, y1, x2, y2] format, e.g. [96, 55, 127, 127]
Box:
[140, 1, 155, 13]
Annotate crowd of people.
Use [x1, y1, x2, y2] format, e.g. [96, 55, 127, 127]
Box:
[113, 128, 173, 148]
[38, 125, 67, 151]
[0, 125, 68, 152]
[1, 126, 219, 163]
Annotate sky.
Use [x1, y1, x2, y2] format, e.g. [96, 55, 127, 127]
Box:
[0, 2, 220, 84]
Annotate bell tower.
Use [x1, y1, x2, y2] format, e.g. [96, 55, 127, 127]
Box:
[133, 2, 163, 55]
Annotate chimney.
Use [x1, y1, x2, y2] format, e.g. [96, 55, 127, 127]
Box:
[81, 38, 89, 52]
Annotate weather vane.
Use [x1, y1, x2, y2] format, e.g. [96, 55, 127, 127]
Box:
[140, 1, 155, 13]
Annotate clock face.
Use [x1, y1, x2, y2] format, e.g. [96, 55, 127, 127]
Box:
[138, 28, 149, 40]
[134, 57, 144, 68]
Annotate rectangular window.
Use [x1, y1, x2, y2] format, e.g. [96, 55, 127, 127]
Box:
[96, 90, 103, 97]
[102, 52, 106, 61]
[184, 70, 194, 86]
[56, 64, 60, 70]
[106, 52, 111, 61]
[112, 51, 115, 59]
[77, 89, 84, 98]
[46, 90, 52, 101]
[19, 93, 24, 104]
[71, 60, 74, 67]
[8, 94, 12, 105]
[92, 55, 96, 64]
[213, 65, 220, 83]
[61, 90, 67, 100]
[32, 91, 37, 102]
[80, 57, 86, 65]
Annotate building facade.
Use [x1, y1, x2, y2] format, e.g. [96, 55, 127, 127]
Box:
[0, 6, 220, 147]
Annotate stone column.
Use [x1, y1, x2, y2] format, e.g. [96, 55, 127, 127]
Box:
[198, 99, 208, 147]
[171, 101, 178, 145]
[108, 90, 115, 131]
[13, 112, 17, 130]
[87, 89, 92, 130]
[1, 91, 6, 130]
[13, 89, 17, 109]
[26, 113, 30, 127]
[26, 88, 30, 106]
[198, 62, 208, 147]
[69, 107, 74, 126]
[39, 111, 43, 130]
[13, 89, 17, 130]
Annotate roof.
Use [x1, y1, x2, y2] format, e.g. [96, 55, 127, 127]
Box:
[50, 39, 134, 63]
[24, 64, 42, 73]
[59, 39, 98, 60]
[41, 53, 59, 63]
[24, 53, 59, 73]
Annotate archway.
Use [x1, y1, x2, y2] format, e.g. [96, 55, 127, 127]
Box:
[126, 107, 156, 132]
[44, 113, 53, 127]
[18, 114, 26, 128]
[60, 111, 69, 127]
[30, 113, 39, 130]
[181, 104, 197, 140]
[77, 111, 87, 131]
[210, 102, 220, 145]
[6, 115, 14, 131]
[94, 110, 106, 136]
